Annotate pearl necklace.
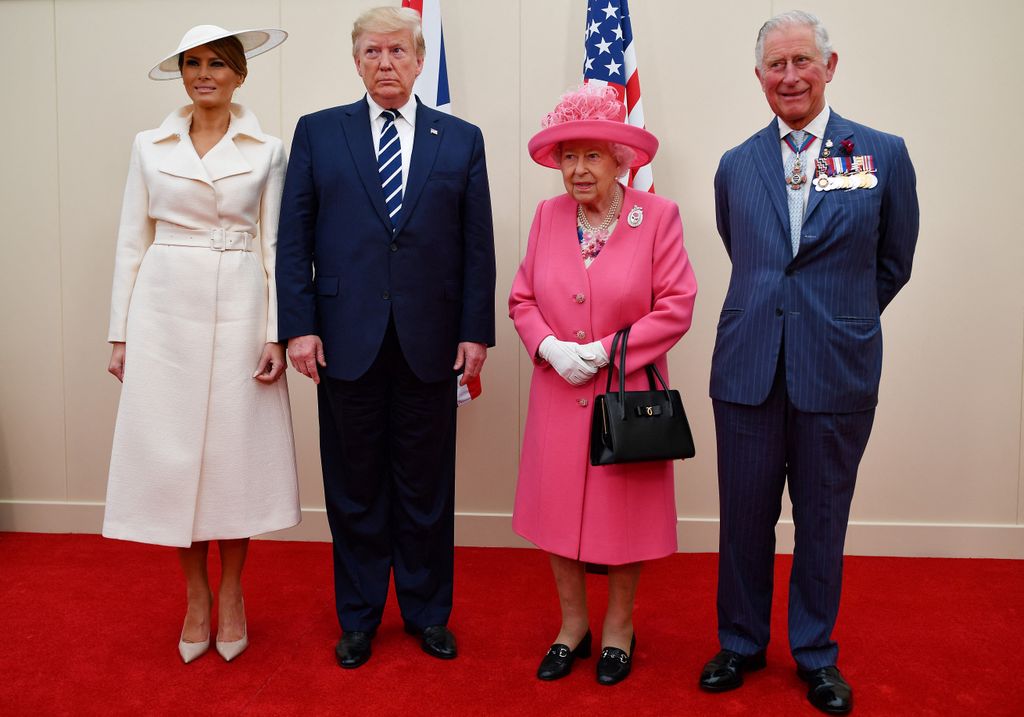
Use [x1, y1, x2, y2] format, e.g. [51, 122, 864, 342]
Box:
[577, 184, 623, 234]
[576, 184, 623, 263]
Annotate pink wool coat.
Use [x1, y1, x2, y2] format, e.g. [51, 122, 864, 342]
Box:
[509, 186, 697, 564]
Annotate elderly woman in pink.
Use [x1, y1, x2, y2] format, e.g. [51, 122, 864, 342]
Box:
[509, 85, 697, 686]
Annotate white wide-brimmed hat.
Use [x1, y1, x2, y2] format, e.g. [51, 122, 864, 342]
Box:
[149, 24, 287, 80]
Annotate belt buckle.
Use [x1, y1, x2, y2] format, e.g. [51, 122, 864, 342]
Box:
[210, 228, 226, 251]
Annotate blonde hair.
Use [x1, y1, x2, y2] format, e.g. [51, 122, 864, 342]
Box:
[351, 7, 425, 59]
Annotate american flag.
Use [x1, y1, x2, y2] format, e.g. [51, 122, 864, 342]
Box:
[402, 0, 451, 113]
[583, 0, 653, 191]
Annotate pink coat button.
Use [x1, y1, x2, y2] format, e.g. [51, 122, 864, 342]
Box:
[577, 399, 589, 407]
[575, 330, 586, 340]
[574, 293, 585, 303]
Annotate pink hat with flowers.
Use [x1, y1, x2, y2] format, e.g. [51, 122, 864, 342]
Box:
[528, 84, 658, 169]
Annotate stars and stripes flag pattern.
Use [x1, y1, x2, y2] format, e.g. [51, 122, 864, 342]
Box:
[402, 0, 451, 113]
[583, 0, 653, 191]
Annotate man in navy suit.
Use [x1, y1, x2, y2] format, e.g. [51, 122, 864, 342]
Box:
[276, 6, 495, 668]
[698, 10, 918, 713]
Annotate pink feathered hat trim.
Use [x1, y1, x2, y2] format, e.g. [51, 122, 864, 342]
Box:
[528, 84, 658, 169]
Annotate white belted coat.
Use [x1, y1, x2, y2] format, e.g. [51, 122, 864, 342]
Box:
[103, 104, 300, 547]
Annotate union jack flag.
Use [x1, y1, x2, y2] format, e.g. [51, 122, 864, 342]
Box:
[402, 0, 451, 113]
[583, 0, 653, 191]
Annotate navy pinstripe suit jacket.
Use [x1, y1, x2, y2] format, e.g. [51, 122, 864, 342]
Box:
[710, 112, 919, 413]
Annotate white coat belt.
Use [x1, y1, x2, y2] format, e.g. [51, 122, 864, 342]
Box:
[153, 225, 254, 252]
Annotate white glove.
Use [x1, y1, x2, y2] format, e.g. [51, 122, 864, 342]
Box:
[576, 340, 609, 368]
[538, 336, 599, 386]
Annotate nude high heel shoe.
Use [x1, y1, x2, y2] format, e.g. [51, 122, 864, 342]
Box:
[178, 630, 211, 664]
[215, 600, 249, 662]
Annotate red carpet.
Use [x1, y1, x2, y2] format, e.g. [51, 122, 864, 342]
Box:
[1, 533, 1021, 716]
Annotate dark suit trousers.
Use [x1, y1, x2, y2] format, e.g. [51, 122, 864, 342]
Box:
[712, 354, 875, 670]
[317, 318, 457, 633]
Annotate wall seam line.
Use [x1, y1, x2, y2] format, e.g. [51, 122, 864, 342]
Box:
[52, 0, 71, 503]
[515, 0, 523, 478]
[1017, 311, 1024, 524]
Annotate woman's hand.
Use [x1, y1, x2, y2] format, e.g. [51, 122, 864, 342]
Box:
[538, 336, 599, 386]
[108, 342, 127, 382]
[253, 342, 287, 384]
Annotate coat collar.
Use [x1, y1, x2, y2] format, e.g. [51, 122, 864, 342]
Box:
[339, 96, 444, 238]
[154, 104, 265, 185]
[749, 110, 857, 256]
[803, 110, 855, 225]
[751, 117, 790, 232]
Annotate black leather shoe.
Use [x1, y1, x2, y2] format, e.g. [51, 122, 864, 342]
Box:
[596, 634, 635, 686]
[404, 623, 457, 659]
[335, 630, 374, 669]
[798, 665, 853, 714]
[536, 630, 592, 681]
[698, 649, 767, 691]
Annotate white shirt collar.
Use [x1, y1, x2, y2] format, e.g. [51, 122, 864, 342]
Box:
[366, 94, 417, 127]
[778, 103, 830, 141]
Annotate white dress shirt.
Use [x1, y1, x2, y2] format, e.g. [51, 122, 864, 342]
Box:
[778, 104, 831, 211]
[367, 94, 416, 198]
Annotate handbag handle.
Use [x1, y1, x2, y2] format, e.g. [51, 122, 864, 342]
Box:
[604, 326, 674, 420]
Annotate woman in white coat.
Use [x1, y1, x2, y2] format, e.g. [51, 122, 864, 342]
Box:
[104, 25, 300, 664]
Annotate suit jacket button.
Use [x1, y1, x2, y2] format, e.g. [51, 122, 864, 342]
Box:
[574, 293, 586, 303]
[390, 242, 398, 252]
[575, 330, 586, 340]
[382, 291, 391, 300]
[775, 308, 783, 316]
[577, 398, 589, 407]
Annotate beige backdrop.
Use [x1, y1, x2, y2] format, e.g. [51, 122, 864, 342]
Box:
[1, 0, 1021, 558]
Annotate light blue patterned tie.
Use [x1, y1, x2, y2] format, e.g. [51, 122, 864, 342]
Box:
[785, 130, 807, 256]
[378, 110, 403, 226]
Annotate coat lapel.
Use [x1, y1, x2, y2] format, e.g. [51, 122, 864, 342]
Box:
[340, 98, 392, 230]
[803, 111, 854, 225]
[157, 135, 213, 186]
[395, 99, 441, 236]
[202, 137, 253, 182]
[751, 118, 789, 232]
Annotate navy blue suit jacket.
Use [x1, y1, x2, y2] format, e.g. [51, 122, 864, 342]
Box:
[276, 97, 496, 383]
[710, 111, 919, 413]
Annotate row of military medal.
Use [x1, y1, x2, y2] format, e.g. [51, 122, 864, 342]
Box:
[787, 142, 878, 193]
[813, 151, 877, 192]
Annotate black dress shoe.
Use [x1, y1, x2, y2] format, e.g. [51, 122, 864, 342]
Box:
[596, 634, 635, 686]
[536, 630, 592, 681]
[798, 665, 853, 715]
[698, 648, 767, 691]
[335, 630, 374, 669]
[404, 623, 457, 659]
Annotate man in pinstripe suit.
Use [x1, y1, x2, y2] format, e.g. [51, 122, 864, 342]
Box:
[698, 11, 918, 714]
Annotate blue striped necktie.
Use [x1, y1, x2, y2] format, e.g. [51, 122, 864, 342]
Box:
[785, 129, 810, 256]
[378, 109, 403, 226]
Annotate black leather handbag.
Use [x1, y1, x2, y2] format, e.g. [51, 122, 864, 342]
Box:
[589, 327, 695, 466]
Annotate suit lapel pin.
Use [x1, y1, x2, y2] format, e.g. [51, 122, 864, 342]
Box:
[430, 128, 439, 135]
[626, 204, 643, 228]
[821, 138, 833, 158]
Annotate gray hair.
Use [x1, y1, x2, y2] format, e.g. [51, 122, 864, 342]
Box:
[754, 10, 832, 68]
[352, 6, 425, 59]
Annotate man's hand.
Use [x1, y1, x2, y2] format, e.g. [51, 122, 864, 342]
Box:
[453, 342, 487, 386]
[287, 335, 326, 384]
